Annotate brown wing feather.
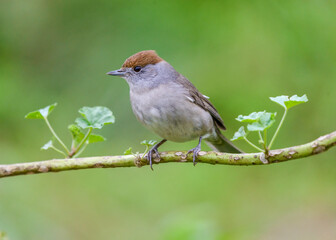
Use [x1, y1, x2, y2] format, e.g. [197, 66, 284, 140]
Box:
[176, 74, 226, 130]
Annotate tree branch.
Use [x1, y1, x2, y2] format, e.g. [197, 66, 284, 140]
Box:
[1, 131, 335, 179]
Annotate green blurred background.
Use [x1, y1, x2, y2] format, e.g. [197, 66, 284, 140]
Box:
[1, 0, 336, 239]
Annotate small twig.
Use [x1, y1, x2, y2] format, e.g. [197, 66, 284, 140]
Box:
[69, 127, 92, 158]
[73, 143, 88, 158]
[142, 146, 149, 159]
[50, 146, 67, 158]
[269, 109, 287, 148]
[258, 131, 264, 144]
[244, 136, 263, 152]
[44, 118, 70, 154]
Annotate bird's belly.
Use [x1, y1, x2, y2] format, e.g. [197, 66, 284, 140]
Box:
[131, 95, 214, 142]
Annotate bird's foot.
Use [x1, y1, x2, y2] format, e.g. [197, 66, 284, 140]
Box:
[146, 139, 167, 170]
[146, 147, 160, 170]
[187, 137, 203, 166]
[187, 146, 201, 166]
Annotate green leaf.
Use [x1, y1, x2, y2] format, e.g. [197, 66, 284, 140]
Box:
[68, 124, 105, 143]
[25, 103, 57, 119]
[75, 106, 115, 129]
[236, 111, 267, 123]
[41, 140, 53, 150]
[270, 94, 308, 109]
[124, 147, 133, 155]
[88, 134, 106, 143]
[140, 140, 157, 147]
[247, 112, 277, 131]
[231, 126, 247, 141]
[68, 124, 85, 143]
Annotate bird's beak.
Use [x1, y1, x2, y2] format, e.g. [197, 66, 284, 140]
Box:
[106, 68, 126, 77]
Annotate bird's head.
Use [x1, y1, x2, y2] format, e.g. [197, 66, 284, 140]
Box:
[107, 50, 177, 89]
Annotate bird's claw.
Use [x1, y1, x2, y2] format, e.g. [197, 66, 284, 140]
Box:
[187, 146, 201, 166]
[147, 147, 160, 170]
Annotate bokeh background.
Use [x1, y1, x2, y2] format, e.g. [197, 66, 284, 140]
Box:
[1, 0, 336, 239]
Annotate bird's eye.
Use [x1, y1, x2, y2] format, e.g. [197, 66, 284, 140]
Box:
[133, 66, 142, 72]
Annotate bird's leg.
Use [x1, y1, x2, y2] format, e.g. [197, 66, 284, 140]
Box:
[147, 139, 167, 170]
[187, 136, 203, 166]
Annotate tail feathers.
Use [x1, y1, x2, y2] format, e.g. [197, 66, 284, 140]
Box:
[205, 132, 243, 153]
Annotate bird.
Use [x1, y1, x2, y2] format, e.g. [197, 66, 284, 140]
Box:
[107, 50, 242, 169]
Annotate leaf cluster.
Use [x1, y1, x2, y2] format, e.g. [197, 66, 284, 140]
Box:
[124, 140, 158, 157]
[25, 104, 114, 158]
[231, 94, 308, 151]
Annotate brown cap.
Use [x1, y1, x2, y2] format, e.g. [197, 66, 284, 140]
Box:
[122, 50, 163, 68]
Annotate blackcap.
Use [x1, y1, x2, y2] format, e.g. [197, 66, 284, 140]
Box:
[107, 50, 242, 169]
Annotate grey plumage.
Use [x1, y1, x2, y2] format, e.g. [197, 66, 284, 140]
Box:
[107, 50, 242, 168]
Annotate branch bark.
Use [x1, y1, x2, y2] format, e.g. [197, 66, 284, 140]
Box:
[1, 131, 335, 179]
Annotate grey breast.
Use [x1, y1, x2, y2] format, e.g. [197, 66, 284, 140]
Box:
[130, 82, 214, 142]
